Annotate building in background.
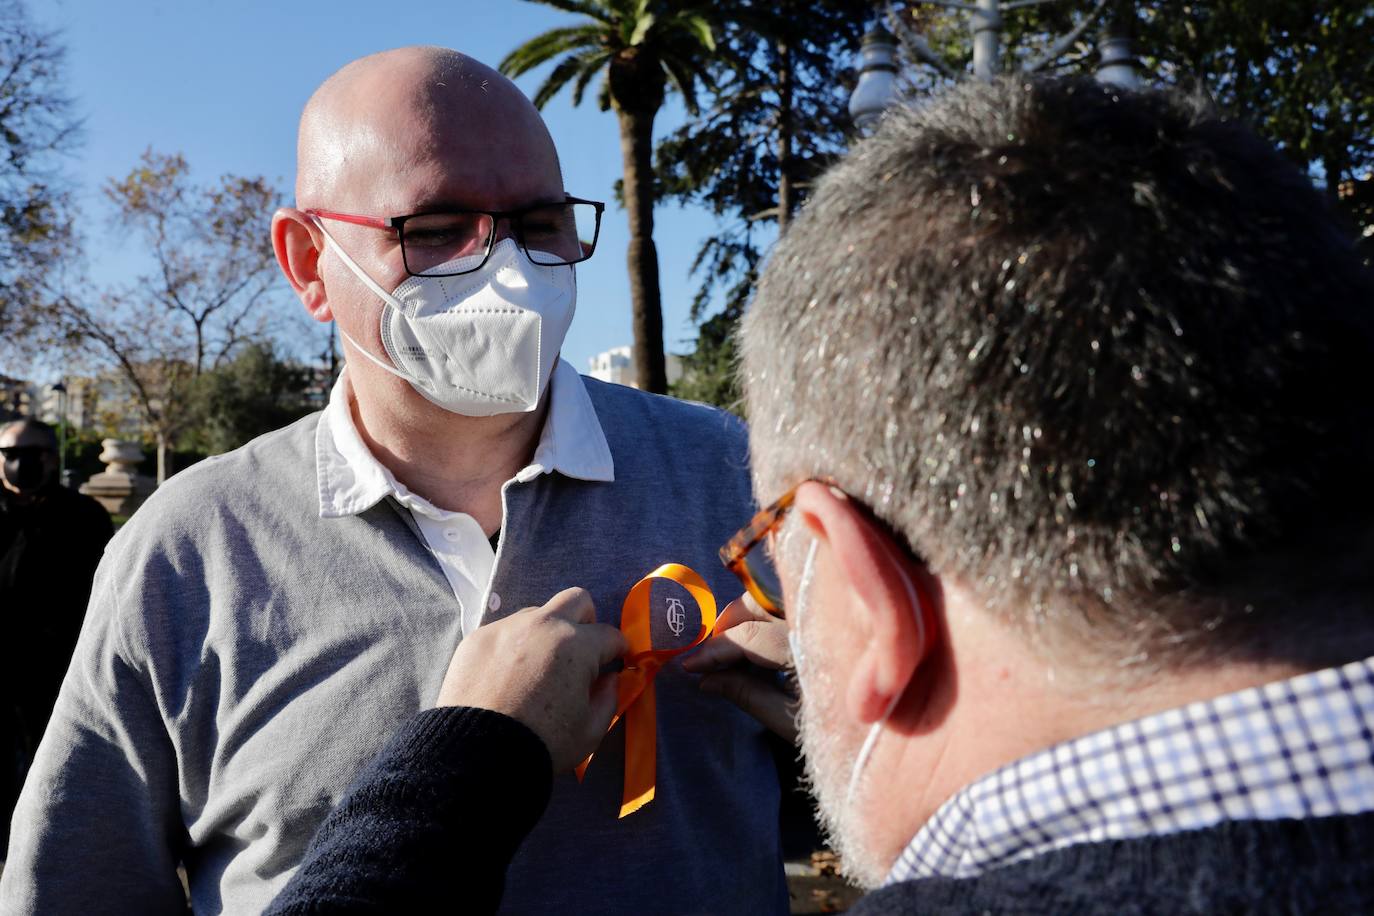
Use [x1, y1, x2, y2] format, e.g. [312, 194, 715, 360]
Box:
[587, 346, 683, 389]
[0, 374, 36, 421]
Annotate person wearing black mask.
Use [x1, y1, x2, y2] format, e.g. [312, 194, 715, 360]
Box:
[0, 418, 112, 842]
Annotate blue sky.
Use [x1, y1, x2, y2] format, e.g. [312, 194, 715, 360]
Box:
[29, 0, 762, 376]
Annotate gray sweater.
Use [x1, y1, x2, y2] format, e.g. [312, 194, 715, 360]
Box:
[2, 378, 786, 915]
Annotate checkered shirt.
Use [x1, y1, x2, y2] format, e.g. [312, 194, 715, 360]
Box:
[887, 654, 1374, 883]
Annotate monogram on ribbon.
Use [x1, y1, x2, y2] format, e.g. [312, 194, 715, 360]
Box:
[574, 563, 717, 818]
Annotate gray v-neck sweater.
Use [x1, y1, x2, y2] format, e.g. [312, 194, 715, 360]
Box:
[2, 378, 786, 915]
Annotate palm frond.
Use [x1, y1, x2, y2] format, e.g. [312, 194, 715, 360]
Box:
[571, 51, 614, 106]
[518, 0, 614, 24]
[499, 25, 605, 76]
[531, 53, 597, 109]
[675, 13, 716, 53]
[661, 55, 702, 115]
[629, 11, 656, 46]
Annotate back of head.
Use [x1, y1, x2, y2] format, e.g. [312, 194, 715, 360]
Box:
[743, 78, 1374, 671]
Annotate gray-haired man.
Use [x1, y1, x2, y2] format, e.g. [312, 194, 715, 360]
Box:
[740, 77, 1374, 909]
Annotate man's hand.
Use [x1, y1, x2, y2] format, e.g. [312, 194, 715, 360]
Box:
[436, 587, 627, 773]
[681, 592, 798, 743]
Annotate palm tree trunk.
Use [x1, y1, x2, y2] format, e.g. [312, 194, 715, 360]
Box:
[616, 107, 668, 394]
[776, 38, 795, 237]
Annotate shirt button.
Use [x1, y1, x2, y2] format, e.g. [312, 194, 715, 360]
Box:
[443, 529, 460, 542]
[487, 592, 502, 612]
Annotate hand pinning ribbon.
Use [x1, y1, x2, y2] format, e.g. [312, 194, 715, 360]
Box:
[574, 563, 717, 818]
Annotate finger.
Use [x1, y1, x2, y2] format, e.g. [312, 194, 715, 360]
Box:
[584, 622, 629, 668]
[689, 620, 790, 672]
[582, 671, 623, 750]
[681, 632, 749, 672]
[716, 594, 772, 632]
[543, 586, 597, 624]
[699, 670, 799, 744]
[738, 589, 777, 620]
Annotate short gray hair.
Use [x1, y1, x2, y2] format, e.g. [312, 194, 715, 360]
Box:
[741, 78, 1374, 669]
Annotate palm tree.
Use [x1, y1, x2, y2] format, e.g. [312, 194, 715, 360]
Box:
[501, 0, 716, 394]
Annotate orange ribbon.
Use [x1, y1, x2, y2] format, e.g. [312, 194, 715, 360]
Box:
[574, 563, 717, 818]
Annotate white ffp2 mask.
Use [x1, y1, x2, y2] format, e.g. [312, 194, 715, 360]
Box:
[317, 228, 575, 417]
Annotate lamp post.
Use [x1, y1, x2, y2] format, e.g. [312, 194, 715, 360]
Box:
[853, 0, 1142, 128]
[51, 380, 68, 484]
[1095, 28, 1140, 89]
[849, 22, 901, 134]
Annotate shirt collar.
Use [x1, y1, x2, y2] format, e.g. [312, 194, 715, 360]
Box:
[887, 653, 1374, 884]
[315, 358, 614, 520]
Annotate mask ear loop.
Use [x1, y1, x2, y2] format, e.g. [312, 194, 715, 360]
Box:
[844, 539, 930, 808]
[311, 217, 418, 385]
[788, 538, 821, 680]
[312, 218, 409, 312]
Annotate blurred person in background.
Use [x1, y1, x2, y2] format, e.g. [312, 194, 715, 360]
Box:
[0, 418, 112, 845]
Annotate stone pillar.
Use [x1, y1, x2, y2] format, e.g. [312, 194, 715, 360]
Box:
[80, 438, 157, 517]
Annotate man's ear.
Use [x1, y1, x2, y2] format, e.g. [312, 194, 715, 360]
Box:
[272, 207, 331, 322]
[794, 481, 937, 724]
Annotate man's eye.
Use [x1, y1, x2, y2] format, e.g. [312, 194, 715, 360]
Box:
[404, 214, 486, 248]
[406, 227, 466, 247]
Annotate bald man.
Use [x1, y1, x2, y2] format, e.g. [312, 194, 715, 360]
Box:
[1, 48, 786, 914]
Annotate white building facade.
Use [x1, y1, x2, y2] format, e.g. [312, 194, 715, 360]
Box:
[586, 346, 683, 388]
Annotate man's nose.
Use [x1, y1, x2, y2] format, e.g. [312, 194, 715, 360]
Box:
[493, 216, 518, 244]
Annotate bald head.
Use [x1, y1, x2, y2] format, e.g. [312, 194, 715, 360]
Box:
[296, 46, 562, 213]
[0, 417, 57, 451]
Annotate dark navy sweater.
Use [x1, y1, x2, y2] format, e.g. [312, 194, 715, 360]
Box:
[266, 707, 552, 915]
[270, 707, 1374, 914]
[852, 812, 1374, 914]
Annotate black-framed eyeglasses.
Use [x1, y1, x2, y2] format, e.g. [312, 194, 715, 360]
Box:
[306, 196, 605, 278]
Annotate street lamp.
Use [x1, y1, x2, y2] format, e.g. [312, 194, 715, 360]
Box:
[849, 22, 901, 134]
[51, 380, 68, 484]
[1095, 28, 1140, 89]
[854, 0, 1142, 128]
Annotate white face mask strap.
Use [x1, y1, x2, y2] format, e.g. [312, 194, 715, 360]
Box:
[310, 217, 416, 383]
[312, 217, 407, 312]
[336, 325, 413, 383]
[846, 693, 901, 809]
[788, 537, 821, 690]
[796, 538, 819, 619]
[845, 543, 926, 809]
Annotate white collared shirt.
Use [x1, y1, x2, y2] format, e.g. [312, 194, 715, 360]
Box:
[315, 358, 614, 635]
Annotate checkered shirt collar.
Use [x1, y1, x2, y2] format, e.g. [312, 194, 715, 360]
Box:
[888, 654, 1374, 883]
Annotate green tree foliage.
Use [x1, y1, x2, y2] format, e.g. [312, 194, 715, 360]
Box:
[669, 300, 744, 409]
[182, 342, 317, 456]
[58, 150, 285, 481]
[0, 0, 78, 361]
[660, 0, 870, 411]
[677, 1, 1374, 410]
[892, 0, 1374, 245]
[501, 0, 717, 394]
